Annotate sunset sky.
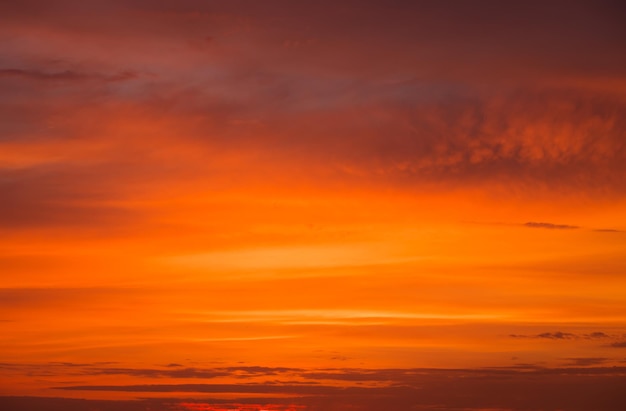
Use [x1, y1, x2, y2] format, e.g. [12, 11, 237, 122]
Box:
[1, 1, 626, 410]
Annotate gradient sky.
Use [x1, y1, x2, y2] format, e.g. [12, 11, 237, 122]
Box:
[1, 1, 626, 410]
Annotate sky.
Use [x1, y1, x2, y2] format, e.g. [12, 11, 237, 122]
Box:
[1, 1, 626, 410]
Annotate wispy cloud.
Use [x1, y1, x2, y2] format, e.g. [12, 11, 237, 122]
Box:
[510, 331, 577, 339]
[523, 222, 579, 230]
[510, 331, 614, 340]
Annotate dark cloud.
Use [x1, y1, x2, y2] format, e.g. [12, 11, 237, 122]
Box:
[510, 331, 577, 339]
[510, 331, 617, 340]
[54, 383, 414, 396]
[50, 365, 626, 411]
[585, 332, 611, 339]
[0, 397, 302, 411]
[0, 397, 165, 411]
[300, 369, 411, 382]
[0, 0, 624, 199]
[524, 222, 579, 230]
[263, 87, 626, 194]
[48, 362, 92, 367]
[80, 365, 302, 379]
[85, 367, 230, 379]
[563, 357, 609, 367]
[0, 362, 303, 380]
[611, 341, 626, 348]
[35, 1, 626, 81]
[3, 363, 626, 410]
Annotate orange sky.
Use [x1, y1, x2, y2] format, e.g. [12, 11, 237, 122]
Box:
[1, 1, 626, 410]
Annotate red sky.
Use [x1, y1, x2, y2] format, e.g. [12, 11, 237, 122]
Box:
[1, 1, 626, 410]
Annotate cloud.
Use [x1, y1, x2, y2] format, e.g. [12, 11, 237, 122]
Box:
[0, 396, 195, 411]
[610, 341, 626, 348]
[48, 365, 626, 411]
[0, 0, 624, 201]
[510, 331, 617, 340]
[53, 383, 415, 396]
[0, 362, 304, 381]
[536, 331, 576, 340]
[4, 362, 626, 410]
[562, 357, 609, 366]
[81, 365, 303, 379]
[85, 367, 230, 379]
[524, 222, 579, 230]
[510, 331, 577, 339]
[0, 397, 303, 411]
[585, 332, 611, 339]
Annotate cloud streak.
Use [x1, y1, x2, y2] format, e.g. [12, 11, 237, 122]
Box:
[47, 365, 626, 411]
[510, 331, 616, 340]
[524, 222, 579, 230]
